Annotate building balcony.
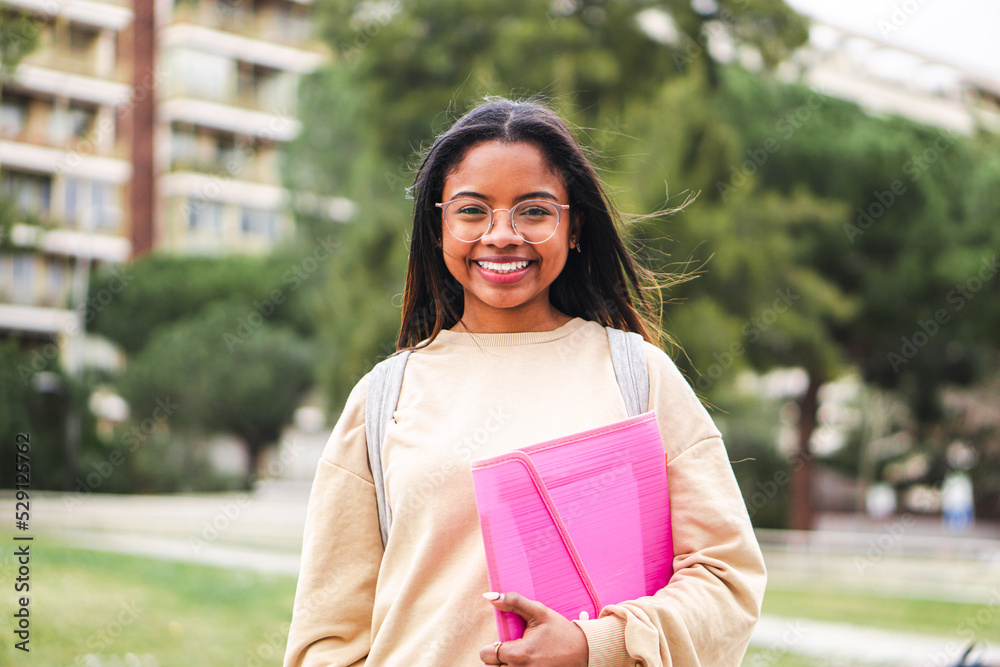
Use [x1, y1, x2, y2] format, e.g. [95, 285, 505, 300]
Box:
[159, 97, 302, 142]
[159, 22, 326, 75]
[0, 303, 78, 336]
[161, 73, 300, 117]
[8, 225, 130, 262]
[169, 0, 323, 53]
[9, 63, 132, 108]
[0, 121, 128, 163]
[159, 170, 290, 209]
[169, 155, 278, 186]
[5, 0, 132, 32]
[1, 140, 131, 184]
[20, 47, 128, 83]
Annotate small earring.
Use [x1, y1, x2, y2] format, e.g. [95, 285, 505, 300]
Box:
[574, 238, 582, 253]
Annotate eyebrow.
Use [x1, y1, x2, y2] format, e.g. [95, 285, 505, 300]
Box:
[451, 190, 560, 202]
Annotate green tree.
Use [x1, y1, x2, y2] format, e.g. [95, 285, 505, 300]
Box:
[608, 71, 858, 528]
[1, 8, 43, 234]
[290, 0, 809, 407]
[89, 249, 322, 354]
[117, 300, 315, 480]
[697, 69, 1000, 522]
[0, 7, 42, 96]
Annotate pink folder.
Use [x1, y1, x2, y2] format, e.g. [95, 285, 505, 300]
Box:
[470, 411, 672, 641]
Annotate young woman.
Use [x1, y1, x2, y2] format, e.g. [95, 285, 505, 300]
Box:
[283, 99, 766, 667]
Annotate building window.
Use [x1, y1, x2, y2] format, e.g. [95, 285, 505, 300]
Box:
[64, 177, 78, 226]
[46, 259, 66, 306]
[187, 198, 223, 233]
[64, 178, 120, 230]
[170, 48, 234, 102]
[171, 124, 200, 169]
[68, 24, 99, 56]
[0, 94, 29, 139]
[240, 207, 278, 239]
[50, 104, 96, 144]
[91, 183, 117, 230]
[4, 170, 52, 219]
[12, 254, 36, 304]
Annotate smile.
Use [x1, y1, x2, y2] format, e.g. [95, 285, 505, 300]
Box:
[475, 260, 530, 274]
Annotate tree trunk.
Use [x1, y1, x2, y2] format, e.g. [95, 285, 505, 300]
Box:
[245, 440, 263, 488]
[790, 374, 821, 530]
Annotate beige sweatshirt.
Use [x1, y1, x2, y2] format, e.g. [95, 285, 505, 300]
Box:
[284, 318, 766, 667]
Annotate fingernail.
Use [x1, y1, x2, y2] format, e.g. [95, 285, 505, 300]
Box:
[483, 592, 502, 601]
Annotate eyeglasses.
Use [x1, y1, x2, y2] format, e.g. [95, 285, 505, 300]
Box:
[435, 198, 570, 244]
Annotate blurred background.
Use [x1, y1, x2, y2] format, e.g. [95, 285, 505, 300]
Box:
[1, 0, 999, 664]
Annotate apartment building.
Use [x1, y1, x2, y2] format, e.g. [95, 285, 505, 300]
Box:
[151, 0, 325, 254]
[0, 0, 327, 344]
[1, 0, 133, 338]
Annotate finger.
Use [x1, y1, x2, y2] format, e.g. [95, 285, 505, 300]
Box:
[477, 640, 505, 665]
[483, 591, 549, 623]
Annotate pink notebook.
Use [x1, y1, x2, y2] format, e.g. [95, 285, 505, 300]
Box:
[470, 411, 672, 641]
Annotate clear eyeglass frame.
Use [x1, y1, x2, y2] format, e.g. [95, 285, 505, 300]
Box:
[435, 198, 570, 244]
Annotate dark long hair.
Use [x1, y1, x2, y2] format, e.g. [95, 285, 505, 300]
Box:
[397, 98, 663, 350]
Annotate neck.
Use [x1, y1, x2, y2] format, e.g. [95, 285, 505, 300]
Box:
[452, 308, 572, 334]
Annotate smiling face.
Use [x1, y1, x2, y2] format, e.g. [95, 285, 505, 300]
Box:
[440, 140, 579, 333]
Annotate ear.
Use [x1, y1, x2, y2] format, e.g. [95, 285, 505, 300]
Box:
[569, 211, 583, 248]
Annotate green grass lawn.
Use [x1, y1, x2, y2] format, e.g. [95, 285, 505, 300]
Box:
[762, 585, 1000, 641]
[0, 542, 297, 667]
[742, 647, 873, 667]
[1, 543, 996, 667]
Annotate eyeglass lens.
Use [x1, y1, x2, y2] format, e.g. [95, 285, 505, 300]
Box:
[442, 198, 560, 243]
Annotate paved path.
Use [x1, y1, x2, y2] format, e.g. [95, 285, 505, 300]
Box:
[750, 615, 1000, 666]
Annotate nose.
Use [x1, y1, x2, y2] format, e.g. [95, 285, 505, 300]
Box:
[481, 209, 523, 246]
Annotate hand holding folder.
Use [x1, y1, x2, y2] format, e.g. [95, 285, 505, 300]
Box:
[470, 411, 673, 641]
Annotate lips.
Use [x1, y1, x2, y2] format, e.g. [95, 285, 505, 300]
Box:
[473, 258, 533, 284]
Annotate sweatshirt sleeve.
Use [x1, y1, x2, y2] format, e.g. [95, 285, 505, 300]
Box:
[283, 375, 382, 667]
[574, 345, 767, 667]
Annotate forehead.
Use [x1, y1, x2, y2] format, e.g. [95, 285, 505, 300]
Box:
[443, 141, 565, 198]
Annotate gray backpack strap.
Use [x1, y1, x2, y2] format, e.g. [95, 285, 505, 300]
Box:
[365, 350, 411, 549]
[606, 327, 649, 417]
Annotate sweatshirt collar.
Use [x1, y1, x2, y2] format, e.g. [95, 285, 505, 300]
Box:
[431, 317, 588, 347]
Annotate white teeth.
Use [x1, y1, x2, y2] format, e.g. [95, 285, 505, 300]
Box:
[477, 260, 529, 273]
